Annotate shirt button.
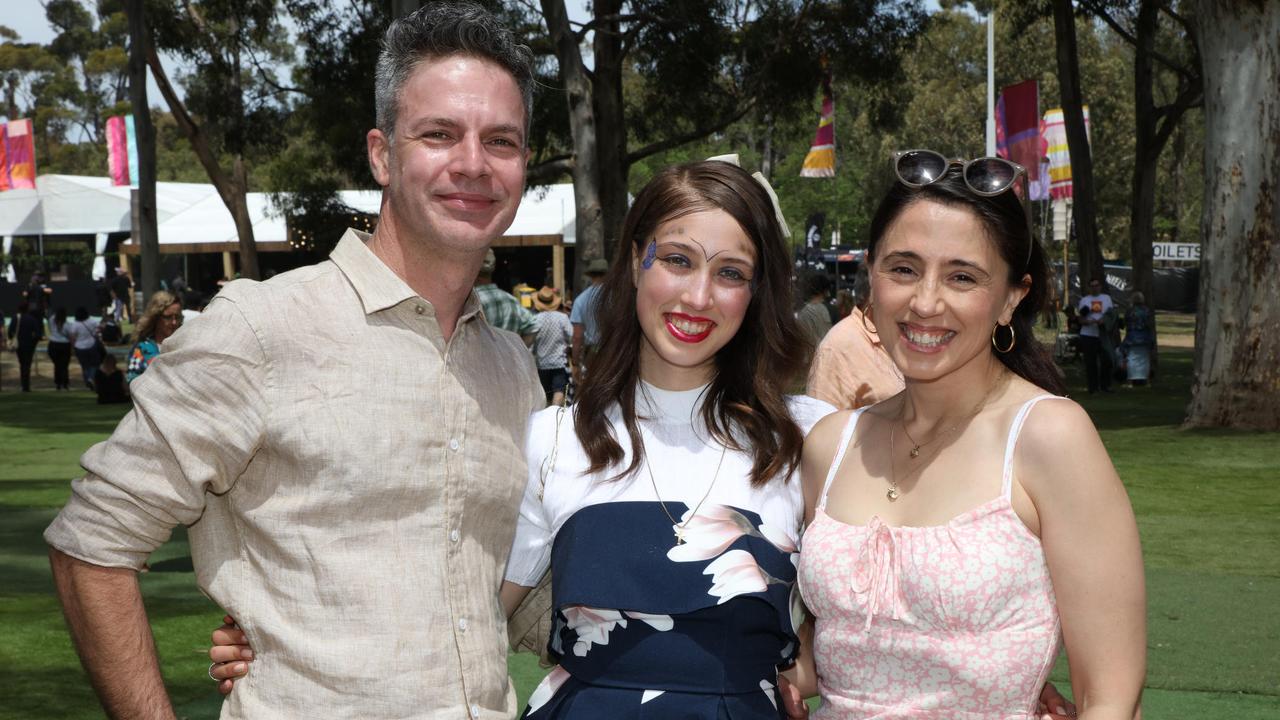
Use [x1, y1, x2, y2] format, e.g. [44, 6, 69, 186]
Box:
[449, 529, 460, 543]
[470, 704, 481, 718]
[458, 617, 469, 632]
[415, 304, 425, 315]
[449, 438, 460, 452]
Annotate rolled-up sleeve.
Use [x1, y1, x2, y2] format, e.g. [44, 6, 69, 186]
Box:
[44, 290, 268, 569]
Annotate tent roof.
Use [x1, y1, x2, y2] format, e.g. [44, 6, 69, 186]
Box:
[1, 175, 577, 247]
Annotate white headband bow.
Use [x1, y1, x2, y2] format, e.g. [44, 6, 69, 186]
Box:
[705, 153, 792, 239]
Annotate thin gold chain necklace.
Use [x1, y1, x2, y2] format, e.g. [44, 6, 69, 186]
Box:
[644, 430, 728, 546]
[886, 372, 1007, 499]
[899, 371, 1008, 459]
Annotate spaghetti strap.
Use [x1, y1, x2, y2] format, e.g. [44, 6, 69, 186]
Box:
[818, 408, 869, 510]
[1001, 394, 1064, 497]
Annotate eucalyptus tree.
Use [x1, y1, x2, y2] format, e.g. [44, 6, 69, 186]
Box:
[1186, 0, 1280, 430]
[137, 0, 293, 280]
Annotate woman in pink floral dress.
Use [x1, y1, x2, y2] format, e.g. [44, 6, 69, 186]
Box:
[794, 151, 1146, 719]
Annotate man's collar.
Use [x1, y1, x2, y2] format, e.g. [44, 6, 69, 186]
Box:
[330, 230, 420, 315]
[330, 229, 483, 322]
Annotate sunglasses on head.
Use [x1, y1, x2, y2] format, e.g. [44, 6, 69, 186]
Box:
[893, 149, 1027, 197]
[892, 149, 1034, 269]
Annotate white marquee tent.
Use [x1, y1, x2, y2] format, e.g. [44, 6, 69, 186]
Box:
[0, 175, 578, 285]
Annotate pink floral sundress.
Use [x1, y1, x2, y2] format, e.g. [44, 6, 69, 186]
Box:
[798, 396, 1064, 719]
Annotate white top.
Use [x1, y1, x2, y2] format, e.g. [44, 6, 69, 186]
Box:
[505, 382, 836, 586]
[1077, 293, 1113, 338]
[65, 318, 100, 350]
[47, 318, 70, 343]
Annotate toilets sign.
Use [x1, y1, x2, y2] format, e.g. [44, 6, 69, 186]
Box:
[1153, 242, 1201, 262]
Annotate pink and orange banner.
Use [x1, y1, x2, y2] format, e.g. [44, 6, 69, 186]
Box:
[3, 119, 36, 190]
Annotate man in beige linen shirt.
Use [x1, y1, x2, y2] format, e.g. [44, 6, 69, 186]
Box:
[44, 4, 543, 719]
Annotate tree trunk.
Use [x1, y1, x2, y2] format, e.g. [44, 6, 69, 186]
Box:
[1186, 0, 1280, 430]
[760, 113, 775, 181]
[1051, 0, 1104, 286]
[230, 157, 260, 281]
[124, 0, 160, 300]
[541, 0, 604, 293]
[143, 34, 260, 280]
[591, 0, 629, 267]
[1128, 1, 1160, 304]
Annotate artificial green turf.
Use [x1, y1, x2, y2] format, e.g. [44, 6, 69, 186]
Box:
[2, 313, 1277, 718]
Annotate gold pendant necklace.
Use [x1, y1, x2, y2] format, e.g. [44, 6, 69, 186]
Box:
[645, 435, 728, 546]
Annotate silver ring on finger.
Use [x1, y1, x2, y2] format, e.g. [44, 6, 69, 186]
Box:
[209, 662, 220, 681]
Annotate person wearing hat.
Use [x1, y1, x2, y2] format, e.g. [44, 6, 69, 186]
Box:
[570, 257, 609, 384]
[531, 286, 573, 405]
[474, 248, 537, 344]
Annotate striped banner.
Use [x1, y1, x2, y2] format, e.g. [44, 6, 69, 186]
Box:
[107, 115, 140, 187]
[800, 72, 835, 178]
[1041, 107, 1090, 201]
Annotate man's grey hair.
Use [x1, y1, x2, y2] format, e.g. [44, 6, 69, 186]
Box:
[375, 1, 535, 143]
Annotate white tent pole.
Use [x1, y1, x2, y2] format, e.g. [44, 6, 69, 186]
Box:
[92, 232, 109, 280]
[986, 10, 997, 157]
[2, 235, 14, 282]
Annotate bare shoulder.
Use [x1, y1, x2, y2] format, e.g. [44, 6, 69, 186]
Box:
[1014, 392, 1120, 500]
[1017, 394, 1101, 462]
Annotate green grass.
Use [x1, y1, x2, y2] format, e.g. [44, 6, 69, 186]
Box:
[2, 312, 1277, 718]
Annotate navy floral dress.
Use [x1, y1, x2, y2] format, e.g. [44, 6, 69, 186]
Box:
[507, 384, 834, 720]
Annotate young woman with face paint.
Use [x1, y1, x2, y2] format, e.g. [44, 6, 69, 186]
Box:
[796, 158, 1145, 719]
[493, 159, 831, 719]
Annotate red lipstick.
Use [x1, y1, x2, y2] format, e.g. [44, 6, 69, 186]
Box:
[665, 312, 715, 343]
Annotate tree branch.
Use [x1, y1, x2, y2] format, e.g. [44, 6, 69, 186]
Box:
[1080, 0, 1196, 80]
[143, 35, 235, 199]
[527, 155, 573, 184]
[625, 101, 756, 165]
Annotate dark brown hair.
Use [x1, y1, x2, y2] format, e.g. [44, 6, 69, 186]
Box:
[867, 165, 1066, 395]
[574, 161, 810, 488]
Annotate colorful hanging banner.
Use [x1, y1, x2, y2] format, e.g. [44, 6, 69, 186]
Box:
[800, 71, 835, 178]
[1041, 106, 1090, 201]
[0, 124, 9, 192]
[107, 115, 130, 186]
[106, 114, 140, 187]
[995, 80, 1046, 201]
[4, 119, 36, 190]
[125, 114, 139, 186]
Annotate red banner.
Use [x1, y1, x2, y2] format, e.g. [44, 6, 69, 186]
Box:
[995, 80, 1042, 199]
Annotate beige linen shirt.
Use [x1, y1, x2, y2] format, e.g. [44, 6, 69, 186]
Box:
[806, 307, 905, 410]
[45, 230, 544, 719]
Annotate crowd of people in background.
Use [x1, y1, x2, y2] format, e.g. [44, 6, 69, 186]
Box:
[0, 267, 201, 401]
[1, 257, 1164, 403]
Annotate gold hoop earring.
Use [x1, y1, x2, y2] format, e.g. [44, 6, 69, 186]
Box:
[991, 323, 1016, 353]
[862, 304, 877, 334]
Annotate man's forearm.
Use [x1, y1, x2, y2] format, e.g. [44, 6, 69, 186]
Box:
[49, 548, 176, 720]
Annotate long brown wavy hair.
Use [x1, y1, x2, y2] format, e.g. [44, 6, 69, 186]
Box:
[573, 160, 811, 488]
